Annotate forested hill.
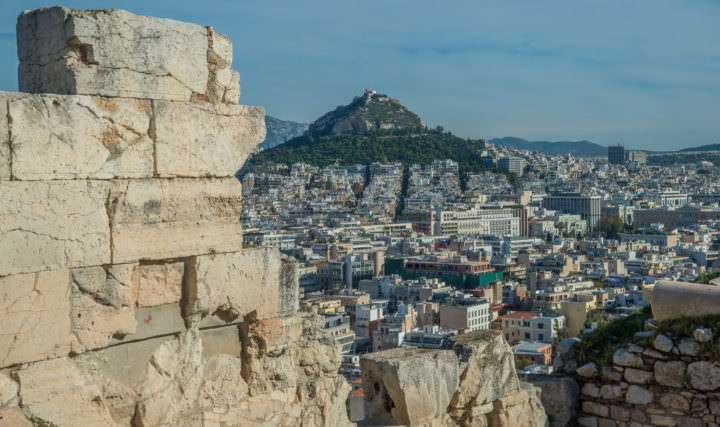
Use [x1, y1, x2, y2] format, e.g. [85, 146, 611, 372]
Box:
[238, 128, 490, 177]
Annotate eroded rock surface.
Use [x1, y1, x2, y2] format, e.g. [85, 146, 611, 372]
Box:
[17, 7, 239, 104]
[361, 330, 547, 426]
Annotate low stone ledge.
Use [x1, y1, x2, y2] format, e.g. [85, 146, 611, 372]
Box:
[652, 280, 720, 321]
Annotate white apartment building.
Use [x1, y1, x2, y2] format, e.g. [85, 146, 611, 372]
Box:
[433, 208, 519, 237]
[439, 300, 491, 332]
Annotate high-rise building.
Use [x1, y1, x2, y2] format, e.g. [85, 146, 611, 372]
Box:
[498, 157, 527, 176]
[608, 145, 625, 165]
[542, 193, 601, 231]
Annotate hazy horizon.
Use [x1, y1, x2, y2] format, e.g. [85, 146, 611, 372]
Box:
[1, 0, 718, 150]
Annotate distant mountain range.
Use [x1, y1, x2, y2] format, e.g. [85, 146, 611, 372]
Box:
[489, 137, 607, 157]
[260, 116, 309, 150]
[678, 144, 720, 152]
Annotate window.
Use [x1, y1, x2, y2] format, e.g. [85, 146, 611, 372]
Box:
[524, 333, 530, 340]
[538, 333, 544, 341]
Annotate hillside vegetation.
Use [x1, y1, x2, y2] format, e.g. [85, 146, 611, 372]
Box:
[239, 127, 490, 178]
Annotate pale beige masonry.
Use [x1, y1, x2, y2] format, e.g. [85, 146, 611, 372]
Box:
[137, 262, 185, 306]
[16, 358, 116, 426]
[0, 269, 72, 368]
[0, 180, 110, 276]
[8, 93, 153, 180]
[153, 100, 266, 177]
[0, 97, 9, 180]
[190, 248, 299, 321]
[17, 7, 210, 102]
[108, 177, 243, 263]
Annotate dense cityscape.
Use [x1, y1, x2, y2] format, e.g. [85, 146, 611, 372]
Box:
[242, 132, 720, 418]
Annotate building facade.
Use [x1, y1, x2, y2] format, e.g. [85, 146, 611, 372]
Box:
[543, 193, 601, 231]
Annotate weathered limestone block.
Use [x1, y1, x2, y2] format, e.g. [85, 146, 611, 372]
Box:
[153, 100, 265, 177]
[0, 269, 72, 368]
[0, 180, 110, 276]
[577, 362, 599, 378]
[653, 334, 674, 353]
[652, 280, 720, 321]
[688, 361, 720, 391]
[71, 291, 136, 352]
[16, 357, 115, 426]
[0, 408, 33, 427]
[70, 263, 138, 352]
[241, 315, 304, 395]
[0, 97, 9, 180]
[361, 347, 459, 425]
[199, 354, 248, 410]
[108, 178, 242, 263]
[206, 29, 241, 104]
[17, 7, 211, 102]
[625, 385, 653, 405]
[126, 304, 186, 341]
[134, 328, 203, 426]
[624, 368, 653, 384]
[71, 263, 138, 309]
[488, 382, 547, 427]
[8, 93, 153, 180]
[613, 348, 644, 368]
[450, 330, 521, 410]
[654, 360, 686, 388]
[200, 325, 243, 358]
[137, 262, 184, 306]
[524, 375, 579, 427]
[190, 248, 299, 321]
[0, 371, 18, 406]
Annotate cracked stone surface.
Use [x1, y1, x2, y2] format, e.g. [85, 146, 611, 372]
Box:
[17, 7, 242, 104]
[0, 269, 72, 368]
[190, 248, 299, 322]
[0, 180, 110, 276]
[107, 178, 243, 263]
[153, 100, 265, 177]
[0, 96, 9, 180]
[70, 288, 137, 353]
[8, 93, 153, 180]
[16, 357, 115, 426]
[17, 7, 210, 102]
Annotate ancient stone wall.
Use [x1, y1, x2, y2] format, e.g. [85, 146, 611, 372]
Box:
[0, 7, 350, 426]
[556, 281, 720, 427]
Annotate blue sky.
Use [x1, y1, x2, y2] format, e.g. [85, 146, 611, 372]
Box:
[1, 1, 719, 150]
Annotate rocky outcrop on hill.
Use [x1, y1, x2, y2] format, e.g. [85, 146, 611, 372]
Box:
[306, 89, 424, 136]
[261, 116, 309, 150]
